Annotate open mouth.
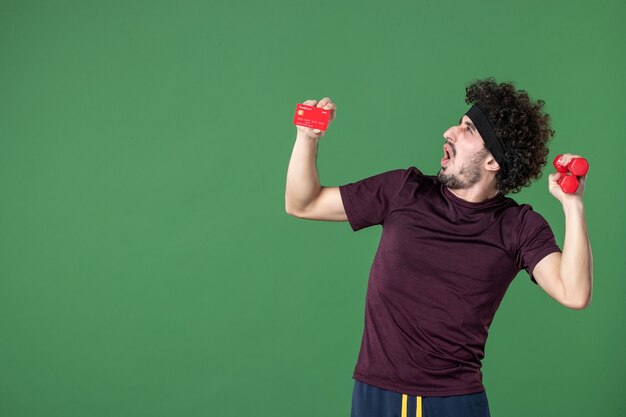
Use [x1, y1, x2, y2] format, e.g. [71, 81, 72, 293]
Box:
[441, 143, 453, 166]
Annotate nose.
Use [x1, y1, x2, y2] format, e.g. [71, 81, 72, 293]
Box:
[443, 125, 457, 142]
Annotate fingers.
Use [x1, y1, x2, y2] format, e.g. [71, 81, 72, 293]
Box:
[302, 97, 335, 109]
[317, 97, 336, 122]
[316, 97, 330, 108]
[547, 172, 566, 200]
[321, 99, 336, 112]
[548, 172, 564, 185]
[300, 97, 337, 126]
[317, 97, 335, 109]
[556, 153, 582, 167]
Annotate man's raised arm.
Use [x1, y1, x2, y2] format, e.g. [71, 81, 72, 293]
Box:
[285, 98, 347, 222]
[533, 153, 593, 309]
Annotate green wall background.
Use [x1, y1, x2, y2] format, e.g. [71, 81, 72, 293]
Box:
[1, 0, 624, 416]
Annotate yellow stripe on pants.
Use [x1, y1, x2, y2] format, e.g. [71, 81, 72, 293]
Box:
[401, 394, 408, 417]
[402, 393, 423, 417]
[416, 396, 422, 417]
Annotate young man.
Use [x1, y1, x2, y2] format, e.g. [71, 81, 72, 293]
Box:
[285, 77, 593, 417]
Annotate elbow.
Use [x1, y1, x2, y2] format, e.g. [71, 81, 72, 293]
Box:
[285, 197, 305, 217]
[285, 196, 295, 216]
[285, 194, 300, 217]
[559, 271, 593, 310]
[563, 294, 592, 310]
[285, 203, 300, 217]
[565, 301, 589, 311]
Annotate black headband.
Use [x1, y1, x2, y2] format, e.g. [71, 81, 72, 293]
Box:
[465, 103, 510, 176]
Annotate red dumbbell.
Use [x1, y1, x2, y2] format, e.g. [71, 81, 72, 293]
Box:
[553, 155, 589, 193]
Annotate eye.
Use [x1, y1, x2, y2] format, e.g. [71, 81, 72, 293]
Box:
[466, 126, 472, 133]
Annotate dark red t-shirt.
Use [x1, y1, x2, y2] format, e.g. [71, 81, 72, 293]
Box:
[338, 166, 561, 396]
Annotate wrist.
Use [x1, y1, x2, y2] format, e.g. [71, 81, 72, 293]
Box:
[562, 198, 584, 215]
[296, 131, 319, 144]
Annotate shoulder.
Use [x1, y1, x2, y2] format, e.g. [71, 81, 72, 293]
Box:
[337, 166, 416, 206]
[402, 166, 439, 190]
[489, 199, 551, 245]
[507, 202, 557, 252]
[513, 203, 551, 229]
[496, 196, 545, 224]
[493, 198, 552, 234]
[345, 165, 432, 191]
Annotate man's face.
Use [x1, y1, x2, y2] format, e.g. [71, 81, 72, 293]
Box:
[437, 115, 490, 189]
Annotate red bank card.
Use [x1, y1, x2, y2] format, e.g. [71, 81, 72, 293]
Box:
[293, 103, 330, 131]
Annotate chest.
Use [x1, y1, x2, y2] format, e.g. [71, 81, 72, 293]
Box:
[376, 205, 518, 295]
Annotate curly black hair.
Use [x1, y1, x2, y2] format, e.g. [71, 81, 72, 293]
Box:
[465, 77, 555, 194]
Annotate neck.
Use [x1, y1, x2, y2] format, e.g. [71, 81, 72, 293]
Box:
[447, 187, 500, 203]
[446, 179, 500, 203]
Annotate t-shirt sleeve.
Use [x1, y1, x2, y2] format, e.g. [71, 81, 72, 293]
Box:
[338, 168, 407, 231]
[514, 206, 562, 284]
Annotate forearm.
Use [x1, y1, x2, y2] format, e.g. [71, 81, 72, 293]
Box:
[285, 132, 322, 213]
[560, 200, 593, 307]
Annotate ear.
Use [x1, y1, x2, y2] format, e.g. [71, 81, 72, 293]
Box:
[484, 154, 501, 173]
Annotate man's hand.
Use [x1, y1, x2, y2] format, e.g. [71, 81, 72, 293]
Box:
[296, 97, 337, 140]
[548, 153, 588, 204]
